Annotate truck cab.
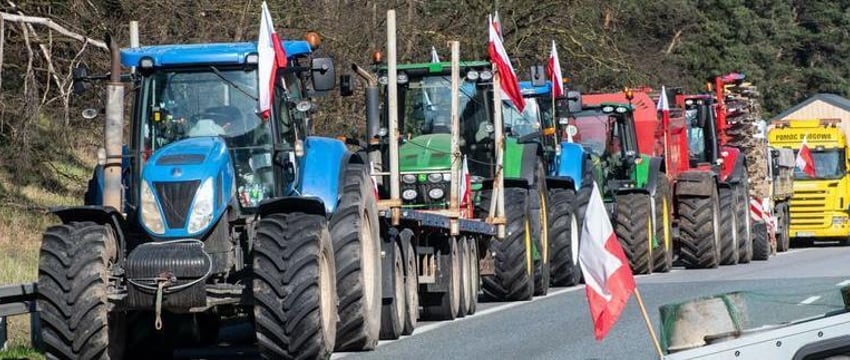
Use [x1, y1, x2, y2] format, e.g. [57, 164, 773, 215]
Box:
[769, 119, 850, 243]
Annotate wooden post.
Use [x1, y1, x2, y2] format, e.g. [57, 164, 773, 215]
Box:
[386, 10, 401, 225]
[634, 287, 664, 359]
[491, 67, 505, 239]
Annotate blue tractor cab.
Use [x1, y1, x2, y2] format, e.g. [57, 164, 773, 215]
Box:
[40, 35, 383, 359]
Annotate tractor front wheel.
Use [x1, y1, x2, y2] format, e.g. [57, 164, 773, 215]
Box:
[548, 188, 581, 286]
[614, 193, 653, 275]
[652, 177, 673, 273]
[479, 188, 535, 301]
[678, 184, 722, 269]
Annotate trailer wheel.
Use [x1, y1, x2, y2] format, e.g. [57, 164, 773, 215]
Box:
[466, 237, 479, 315]
[530, 162, 550, 296]
[423, 236, 460, 320]
[752, 222, 770, 261]
[735, 185, 753, 263]
[678, 184, 722, 269]
[330, 163, 382, 351]
[718, 187, 739, 265]
[776, 202, 790, 252]
[379, 243, 405, 340]
[457, 237, 471, 317]
[253, 213, 336, 360]
[402, 241, 418, 335]
[548, 188, 581, 286]
[614, 193, 653, 275]
[479, 188, 535, 301]
[652, 177, 673, 273]
[38, 222, 125, 360]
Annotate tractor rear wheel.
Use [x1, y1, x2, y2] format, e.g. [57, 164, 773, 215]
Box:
[253, 213, 336, 360]
[735, 185, 753, 263]
[678, 185, 722, 269]
[530, 162, 550, 296]
[423, 236, 460, 320]
[478, 188, 535, 301]
[402, 241, 418, 335]
[38, 222, 125, 360]
[330, 163, 382, 351]
[379, 243, 405, 340]
[458, 238, 471, 317]
[548, 188, 581, 286]
[614, 193, 653, 275]
[776, 202, 790, 252]
[652, 178, 673, 273]
[752, 222, 770, 261]
[466, 237, 479, 315]
[718, 187, 739, 265]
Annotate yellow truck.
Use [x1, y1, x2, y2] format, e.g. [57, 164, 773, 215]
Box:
[768, 119, 850, 245]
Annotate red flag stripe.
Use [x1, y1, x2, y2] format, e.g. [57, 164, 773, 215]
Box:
[488, 18, 525, 113]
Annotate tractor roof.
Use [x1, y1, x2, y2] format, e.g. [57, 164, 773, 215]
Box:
[120, 40, 312, 68]
[518, 81, 552, 97]
[377, 60, 491, 75]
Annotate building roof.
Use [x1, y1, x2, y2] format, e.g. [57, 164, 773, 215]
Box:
[770, 93, 850, 122]
[120, 40, 312, 68]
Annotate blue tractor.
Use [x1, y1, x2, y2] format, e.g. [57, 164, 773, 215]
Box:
[37, 35, 383, 359]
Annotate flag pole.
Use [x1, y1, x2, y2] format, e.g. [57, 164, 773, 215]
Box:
[633, 287, 664, 359]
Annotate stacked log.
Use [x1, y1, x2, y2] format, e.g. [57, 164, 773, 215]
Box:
[722, 81, 769, 199]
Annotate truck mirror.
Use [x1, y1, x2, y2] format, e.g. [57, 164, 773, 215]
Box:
[340, 74, 354, 97]
[311, 57, 336, 92]
[72, 65, 90, 95]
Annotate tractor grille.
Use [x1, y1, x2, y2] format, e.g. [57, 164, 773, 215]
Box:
[156, 154, 205, 165]
[155, 180, 200, 229]
[790, 189, 828, 228]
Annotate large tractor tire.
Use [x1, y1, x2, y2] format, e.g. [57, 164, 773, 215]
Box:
[678, 184, 722, 269]
[422, 236, 460, 320]
[457, 238, 471, 317]
[402, 241, 418, 335]
[330, 163, 382, 351]
[548, 188, 581, 286]
[614, 193, 653, 275]
[530, 162, 550, 296]
[752, 222, 770, 261]
[478, 187, 535, 301]
[652, 178, 674, 273]
[379, 243, 405, 340]
[776, 202, 791, 252]
[718, 187, 739, 266]
[38, 222, 125, 360]
[253, 213, 337, 360]
[735, 184, 753, 263]
[466, 237, 479, 315]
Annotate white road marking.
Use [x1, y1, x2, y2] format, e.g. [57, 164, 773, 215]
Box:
[332, 286, 586, 358]
[799, 296, 821, 305]
[836, 280, 850, 287]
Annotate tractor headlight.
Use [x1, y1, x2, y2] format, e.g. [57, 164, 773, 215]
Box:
[442, 173, 452, 182]
[187, 178, 215, 234]
[140, 181, 165, 234]
[466, 70, 480, 81]
[427, 173, 443, 183]
[402, 174, 417, 184]
[428, 187, 445, 200]
[480, 71, 493, 81]
[402, 189, 418, 201]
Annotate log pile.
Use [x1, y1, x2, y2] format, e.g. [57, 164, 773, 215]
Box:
[722, 81, 769, 199]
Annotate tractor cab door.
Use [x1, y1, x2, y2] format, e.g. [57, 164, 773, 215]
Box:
[685, 101, 719, 168]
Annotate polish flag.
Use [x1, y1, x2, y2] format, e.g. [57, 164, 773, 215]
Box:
[546, 40, 564, 98]
[579, 182, 636, 340]
[459, 156, 472, 217]
[795, 135, 816, 177]
[257, 1, 288, 119]
[488, 14, 525, 113]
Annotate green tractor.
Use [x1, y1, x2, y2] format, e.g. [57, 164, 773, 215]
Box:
[565, 91, 673, 274]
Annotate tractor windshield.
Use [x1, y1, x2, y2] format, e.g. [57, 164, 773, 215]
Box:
[572, 113, 611, 156]
[685, 109, 707, 162]
[793, 148, 846, 180]
[401, 76, 481, 137]
[502, 98, 541, 138]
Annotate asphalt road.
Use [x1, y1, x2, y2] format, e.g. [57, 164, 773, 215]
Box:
[333, 243, 850, 360]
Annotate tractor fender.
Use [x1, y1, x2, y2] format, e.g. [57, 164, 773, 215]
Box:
[675, 170, 717, 197]
[298, 136, 350, 214]
[504, 142, 540, 187]
[50, 205, 129, 263]
[556, 142, 586, 189]
[545, 176, 576, 191]
[257, 196, 327, 218]
[721, 147, 747, 185]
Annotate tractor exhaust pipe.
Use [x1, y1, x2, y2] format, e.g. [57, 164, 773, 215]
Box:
[352, 63, 382, 180]
[103, 34, 124, 212]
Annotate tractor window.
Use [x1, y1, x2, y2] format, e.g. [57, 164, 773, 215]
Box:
[686, 109, 707, 162]
[502, 98, 541, 138]
[572, 113, 610, 156]
[401, 76, 480, 137]
[793, 148, 846, 180]
[274, 72, 307, 146]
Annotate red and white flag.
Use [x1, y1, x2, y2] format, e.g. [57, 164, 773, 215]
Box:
[796, 135, 816, 177]
[488, 14, 525, 113]
[546, 40, 564, 98]
[459, 156, 472, 217]
[257, 1, 288, 119]
[579, 182, 636, 340]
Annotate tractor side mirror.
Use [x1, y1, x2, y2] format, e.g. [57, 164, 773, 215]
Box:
[340, 74, 354, 97]
[566, 91, 582, 113]
[311, 57, 336, 92]
[530, 65, 546, 87]
[72, 65, 90, 95]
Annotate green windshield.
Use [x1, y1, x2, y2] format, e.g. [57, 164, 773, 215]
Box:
[401, 75, 483, 137]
